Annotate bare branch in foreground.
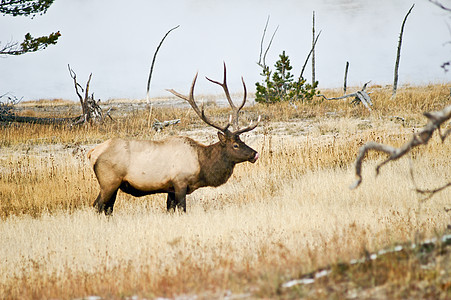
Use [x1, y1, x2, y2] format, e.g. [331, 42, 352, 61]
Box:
[350, 104, 451, 194]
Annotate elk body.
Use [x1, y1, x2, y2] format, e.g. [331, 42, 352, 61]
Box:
[88, 64, 260, 215]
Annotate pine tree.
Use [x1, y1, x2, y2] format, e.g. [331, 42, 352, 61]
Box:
[0, 0, 60, 56]
[255, 51, 319, 104]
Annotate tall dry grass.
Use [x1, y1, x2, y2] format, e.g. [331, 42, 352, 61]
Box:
[0, 84, 450, 299]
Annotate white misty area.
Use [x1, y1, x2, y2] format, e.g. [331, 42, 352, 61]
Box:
[0, 0, 449, 101]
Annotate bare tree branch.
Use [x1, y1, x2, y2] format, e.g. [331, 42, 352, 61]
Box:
[392, 4, 414, 98]
[146, 25, 180, 105]
[68, 64, 84, 106]
[311, 11, 316, 84]
[300, 30, 321, 79]
[350, 104, 451, 197]
[258, 15, 270, 68]
[0, 40, 19, 55]
[257, 16, 278, 69]
[145, 25, 179, 130]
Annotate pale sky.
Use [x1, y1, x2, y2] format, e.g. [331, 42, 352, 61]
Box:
[1, 0, 450, 102]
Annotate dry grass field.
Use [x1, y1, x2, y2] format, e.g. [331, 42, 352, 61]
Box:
[0, 84, 450, 299]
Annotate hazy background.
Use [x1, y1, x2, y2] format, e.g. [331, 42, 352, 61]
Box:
[1, 0, 450, 102]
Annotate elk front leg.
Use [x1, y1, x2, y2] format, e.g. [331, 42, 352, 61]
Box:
[167, 192, 176, 211]
[174, 186, 187, 213]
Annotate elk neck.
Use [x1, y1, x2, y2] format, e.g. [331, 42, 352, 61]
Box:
[197, 141, 236, 187]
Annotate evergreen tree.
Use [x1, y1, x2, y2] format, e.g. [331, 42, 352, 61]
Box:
[0, 0, 60, 56]
[255, 51, 319, 104]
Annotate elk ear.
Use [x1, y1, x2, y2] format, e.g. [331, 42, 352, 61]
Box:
[217, 131, 227, 145]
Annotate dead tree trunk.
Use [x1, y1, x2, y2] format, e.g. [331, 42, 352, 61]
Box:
[68, 65, 109, 125]
[146, 25, 180, 105]
[145, 25, 180, 129]
[343, 61, 349, 96]
[311, 11, 316, 84]
[392, 4, 414, 98]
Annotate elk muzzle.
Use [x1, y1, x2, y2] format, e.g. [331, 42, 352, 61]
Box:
[249, 151, 259, 163]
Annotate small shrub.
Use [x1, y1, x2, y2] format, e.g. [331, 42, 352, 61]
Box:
[255, 51, 320, 104]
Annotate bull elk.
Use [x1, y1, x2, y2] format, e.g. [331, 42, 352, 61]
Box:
[88, 64, 260, 215]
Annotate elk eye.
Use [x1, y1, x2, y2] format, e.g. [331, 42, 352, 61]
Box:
[233, 144, 239, 149]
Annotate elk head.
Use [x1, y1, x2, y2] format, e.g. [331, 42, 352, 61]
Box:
[167, 63, 260, 164]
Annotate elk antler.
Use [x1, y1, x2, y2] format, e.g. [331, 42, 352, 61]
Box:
[167, 73, 231, 133]
[233, 115, 261, 135]
[206, 62, 260, 134]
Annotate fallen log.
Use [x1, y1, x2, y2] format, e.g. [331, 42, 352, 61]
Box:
[317, 81, 373, 111]
[0, 113, 75, 125]
[152, 118, 180, 132]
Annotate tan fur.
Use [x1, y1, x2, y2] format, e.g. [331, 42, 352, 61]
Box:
[89, 137, 201, 192]
[87, 139, 114, 168]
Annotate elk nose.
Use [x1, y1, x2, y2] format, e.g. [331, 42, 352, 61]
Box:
[250, 152, 259, 163]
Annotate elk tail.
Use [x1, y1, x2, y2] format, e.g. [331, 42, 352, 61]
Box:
[87, 148, 95, 160]
[87, 147, 98, 168]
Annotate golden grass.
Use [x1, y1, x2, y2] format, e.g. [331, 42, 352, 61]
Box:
[17, 98, 74, 107]
[0, 84, 450, 299]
